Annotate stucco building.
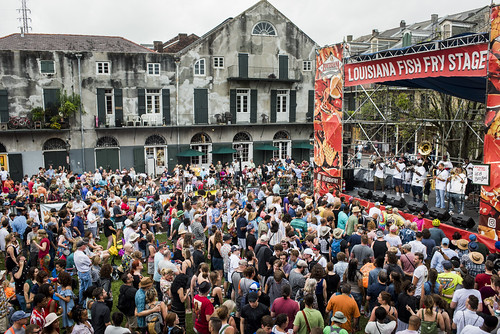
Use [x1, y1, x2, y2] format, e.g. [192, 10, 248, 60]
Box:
[0, 0, 317, 180]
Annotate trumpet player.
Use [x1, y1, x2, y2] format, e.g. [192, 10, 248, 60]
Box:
[434, 163, 449, 209]
[448, 166, 467, 215]
[411, 160, 427, 202]
[373, 157, 385, 191]
[393, 157, 406, 198]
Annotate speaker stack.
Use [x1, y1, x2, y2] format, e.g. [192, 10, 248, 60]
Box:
[358, 188, 372, 200]
[452, 214, 475, 229]
[372, 191, 387, 203]
[428, 207, 451, 222]
[385, 194, 406, 209]
[406, 201, 428, 214]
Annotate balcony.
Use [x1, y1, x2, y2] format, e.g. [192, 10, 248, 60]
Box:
[227, 65, 301, 83]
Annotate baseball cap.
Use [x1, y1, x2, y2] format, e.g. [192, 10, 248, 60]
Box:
[198, 281, 211, 294]
[297, 260, 307, 267]
[76, 239, 88, 248]
[303, 248, 314, 256]
[11, 311, 31, 322]
[441, 238, 450, 245]
[249, 282, 261, 291]
[231, 245, 240, 252]
[442, 261, 452, 270]
[468, 241, 478, 251]
[376, 230, 384, 238]
[469, 234, 477, 241]
[223, 234, 232, 241]
[248, 292, 259, 302]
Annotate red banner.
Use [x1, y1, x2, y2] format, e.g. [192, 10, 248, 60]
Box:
[344, 44, 488, 87]
[314, 45, 343, 195]
[480, 5, 500, 241]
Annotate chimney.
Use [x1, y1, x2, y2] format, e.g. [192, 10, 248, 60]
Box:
[400, 20, 406, 29]
[431, 14, 438, 24]
[178, 33, 188, 40]
[346, 35, 353, 42]
[153, 41, 163, 52]
[372, 29, 379, 37]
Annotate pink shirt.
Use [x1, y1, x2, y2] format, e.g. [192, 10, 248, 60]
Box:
[412, 217, 424, 231]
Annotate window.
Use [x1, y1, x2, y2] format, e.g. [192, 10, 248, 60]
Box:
[194, 59, 205, 76]
[233, 132, 252, 164]
[302, 60, 312, 71]
[273, 131, 291, 161]
[147, 63, 160, 75]
[252, 22, 277, 36]
[104, 89, 114, 115]
[442, 24, 452, 39]
[213, 57, 224, 69]
[277, 90, 289, 114]
[236, 90, 249, 114]
[96, 62, 110, 74]
[191, 133, 211, 166]
[146, 89, 161, 114]
[40, 60, 55, 74]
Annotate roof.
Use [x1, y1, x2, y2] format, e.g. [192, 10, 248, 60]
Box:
[0, 33, 153, 53]
[162, 33, 200, 53]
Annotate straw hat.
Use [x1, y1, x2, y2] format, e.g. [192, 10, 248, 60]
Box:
[333, 228, 343, 239]
[331, 311, 347, 324]
[352, 206, 361, 213]
[139, 277, 153, 289]
[320, 226, 331, 237]
[469, 251, 484, 265]
[248, 212, 257, 221]
[457, 239, 469, 250]
[44, 313, 60, 327]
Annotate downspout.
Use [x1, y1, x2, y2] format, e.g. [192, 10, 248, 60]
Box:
[175, 58, 180, 154]
[76, 53, 85, 172]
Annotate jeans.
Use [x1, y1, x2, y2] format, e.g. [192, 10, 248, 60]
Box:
[88, 227, 98, 239]
[16, 293, 26, 312]
[411, 185, 423, 202]
[435, 189, 446, 208]
[352, 292, 362, 311]
[77, 271, 92, 305]
[449, 193, 464, 214]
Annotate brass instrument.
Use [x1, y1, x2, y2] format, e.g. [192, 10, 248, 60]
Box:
[418, 140, 432, 156]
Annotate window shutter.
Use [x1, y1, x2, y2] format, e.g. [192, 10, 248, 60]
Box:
[96, 88, 106, 126]
[289, 90, 296, 123]
[114, 89, 123, 127]
[250, 89, 257, 123]
[279, 55, 288, 80]
[307, 90, 314, 122]
[162, 89, 171, 125]
[270, 90, 277, 123]
[41, 61, 48, 73]
[0, 90, 8, 123]
[229, 89, 236, 123]
[194, 89, 208, 124]
[138, 88, 146, 116]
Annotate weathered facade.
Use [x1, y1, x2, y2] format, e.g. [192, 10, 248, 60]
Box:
[0, 0, 317, 179]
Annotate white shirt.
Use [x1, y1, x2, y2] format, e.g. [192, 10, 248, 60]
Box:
[74, 249, 92, 273]
[435, 169, 449, 191]
[411, 166, 427, 187]
[365, 321, 396, 334]
[228, 254, 240, 284]
[123, 226, 135, 244]
[413, 264, 428, 297]
[449, 173, 467, 194]
[0, 227, 9, 251]
[368, 207, 382, 220]
[464, 163, 474, 180]
[0, 170, 8, 181]
[393, 162, 406, 179]
[104, 325, 131, 334]
[87, 211, 98, 229]
[453, 309, 484, 334]
[462, 325, 490, 334]
[452, 288, 482, 312]
[408, 240, 427, 259]
[374, 162, 385, 178]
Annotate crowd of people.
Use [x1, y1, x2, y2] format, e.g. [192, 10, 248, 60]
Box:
[0, 159, 498, 334]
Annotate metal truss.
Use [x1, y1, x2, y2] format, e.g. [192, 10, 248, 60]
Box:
[346, 33, 488, 63]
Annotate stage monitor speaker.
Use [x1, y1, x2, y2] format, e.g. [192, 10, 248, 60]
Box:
[358, 188, 372, 200]
[386, 194, 406, 209]
[372, 191, 387, 203]
[407, 201, 428, 213]
[452, 214, 475, 229]
[428, 207, 451, 222]
[343, 168, 354, 192]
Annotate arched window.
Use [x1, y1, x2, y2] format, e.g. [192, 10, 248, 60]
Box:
[96, 136, 119, 148]
[233, 132, 253, 164]
[252, 22, 277, 36]
[42, 138, 68, 151]
[194, 59, 205, 76]
[273, 131, 291, 160]
[190, 133, 212, 166]
[145, 134, 167, 146]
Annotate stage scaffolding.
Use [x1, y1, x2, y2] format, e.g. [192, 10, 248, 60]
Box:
[342, 33, 487, 165]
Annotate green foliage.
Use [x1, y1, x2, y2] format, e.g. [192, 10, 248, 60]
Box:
[58, 90, 83, 117]
[30, 107, 45, 121]
[395, 93, 410, 111]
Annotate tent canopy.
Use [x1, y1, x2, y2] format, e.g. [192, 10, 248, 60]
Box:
[210, 147, 236, 154]
[255, 144, 278, 151]
[176, 149, 206, 157]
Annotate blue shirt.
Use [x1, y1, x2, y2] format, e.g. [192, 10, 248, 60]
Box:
[135, 288, 146, 328]
[72, 216, 84, 237]
[337, 212, 348, 231]
[12, 216, 27, 239]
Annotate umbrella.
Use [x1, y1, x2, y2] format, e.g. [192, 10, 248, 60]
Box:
[176, 149, 206, 157]
[210, 147, 237, 154]
[294, 142, 314, 150]
[254, 144, 278, 151]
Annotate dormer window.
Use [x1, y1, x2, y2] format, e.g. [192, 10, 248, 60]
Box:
[252, 22, 277, 36]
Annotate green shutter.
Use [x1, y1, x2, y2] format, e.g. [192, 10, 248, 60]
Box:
[307, 90, 314, 122]
[162, 89, 171, 125]
[0, 90, 8, 123]
[238, 54, 248, 78]
[96, 88, 106, 126]
[194, 89, 208, 124]
[133, 147, 145, 173]
[138, 89, 146, 116]
[40, 61, 54, 74]
[43, 88, 59, 118]
[114, 89, 123, 127]
[250, 89, 257, 123]
[270, 90, 277, 123]
[279, 55, 288, 80]
[289, 90, 296, 123]
[229, 89, 236, 123]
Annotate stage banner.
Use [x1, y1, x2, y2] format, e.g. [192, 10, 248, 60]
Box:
[344, 43, 488, 87]
[314, 44, 343, 195]
[40, 202, 66, 223]
[480, 4, 500, 240]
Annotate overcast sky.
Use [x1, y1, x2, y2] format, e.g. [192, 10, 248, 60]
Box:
[0, 0, 491, 46]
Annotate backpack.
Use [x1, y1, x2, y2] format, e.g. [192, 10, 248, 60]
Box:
[146, 311, 163, 334]
[420, 310, 438, 334]
[331, 239, 342, 259]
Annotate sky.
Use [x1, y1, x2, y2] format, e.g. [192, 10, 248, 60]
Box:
[0, 0, 492, 46]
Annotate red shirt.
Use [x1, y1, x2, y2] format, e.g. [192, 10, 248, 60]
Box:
[475, 273, 492, 290]
[270, 297, 299, 330]
[193, 295, 214, 334]
[30, 308, 45, 328]
[38, 238, 50, 259]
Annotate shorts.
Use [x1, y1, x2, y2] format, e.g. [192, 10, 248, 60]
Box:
[115, 221, 124, 230]
[127, 315, 138, 329]
[393, 178, 403, 187]
[148, 262, 155, 275]
[212, 257, 224, 271]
